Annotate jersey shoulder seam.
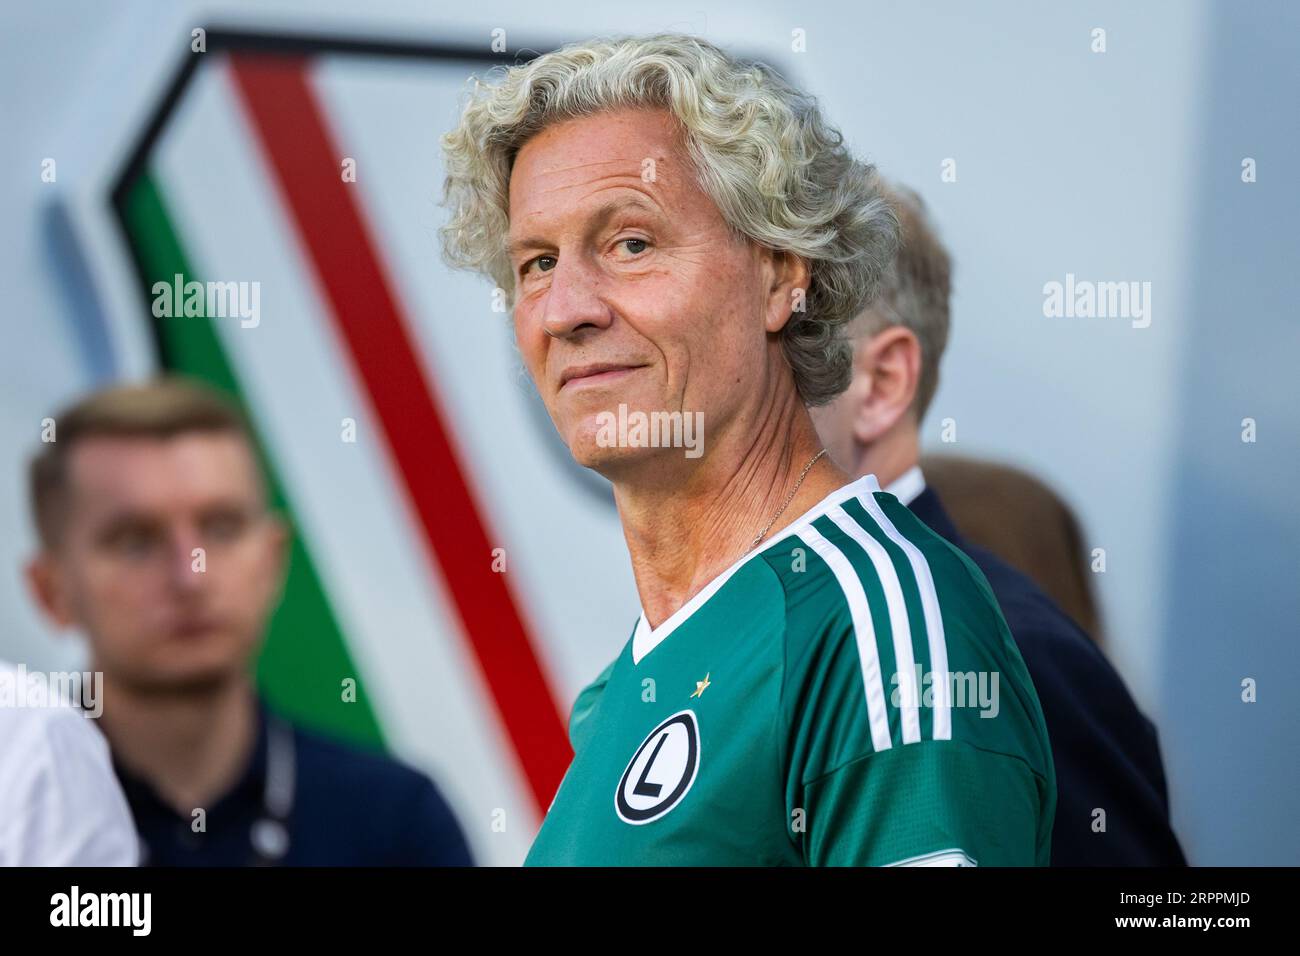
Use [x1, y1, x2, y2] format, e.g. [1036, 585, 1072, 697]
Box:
[800, 735, 1052, 792]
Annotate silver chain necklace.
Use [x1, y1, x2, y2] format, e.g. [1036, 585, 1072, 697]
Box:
[750, 448, 828, 549]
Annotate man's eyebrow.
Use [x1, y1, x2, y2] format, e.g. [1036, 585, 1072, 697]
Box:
[92, 509, 160, 537]
[506, 197, 660, 258]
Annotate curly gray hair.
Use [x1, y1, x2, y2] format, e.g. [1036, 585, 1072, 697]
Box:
[439, 32, 899, 406]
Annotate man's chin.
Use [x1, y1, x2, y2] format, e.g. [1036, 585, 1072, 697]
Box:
[565, 433, 690, 483]
[566, 435, 639, 474]
[108, 650, 251, 697]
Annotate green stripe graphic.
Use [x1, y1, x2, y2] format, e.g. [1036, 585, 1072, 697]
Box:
[121, 172, 386, 750]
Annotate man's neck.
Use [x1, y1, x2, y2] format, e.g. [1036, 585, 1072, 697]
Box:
[851, 418, 920, 491]
[97, 671, 258, 816]
[613, 384, 850, 629]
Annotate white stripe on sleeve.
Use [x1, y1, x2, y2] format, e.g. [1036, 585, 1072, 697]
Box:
[797, 524, 893, 753]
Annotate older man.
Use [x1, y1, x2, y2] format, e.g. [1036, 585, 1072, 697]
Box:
[442, 33, 1055, 865]
[810, 185, 1187, 865]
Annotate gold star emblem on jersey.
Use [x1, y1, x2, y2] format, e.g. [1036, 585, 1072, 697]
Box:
[690, 673, 711, 698]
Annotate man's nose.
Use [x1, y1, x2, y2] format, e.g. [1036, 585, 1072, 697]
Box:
[540, 257, 614, 339]
[166, 529, 207, 592]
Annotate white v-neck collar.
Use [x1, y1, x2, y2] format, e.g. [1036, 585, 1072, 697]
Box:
[630, 473, 882, 664]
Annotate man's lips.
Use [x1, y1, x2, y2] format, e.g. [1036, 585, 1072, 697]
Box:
[559, 363, 645, 389]
[168, 617, 223, 640]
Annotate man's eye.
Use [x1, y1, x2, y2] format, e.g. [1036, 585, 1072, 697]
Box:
[203, 512, 248, 543]
[110, 528, 158, 559]
[524, 255, 556, 275]
[619, 238, 648, 256]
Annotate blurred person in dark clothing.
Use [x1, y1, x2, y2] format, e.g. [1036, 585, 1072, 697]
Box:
[810, 185, 1185, 865]
[921, 454, 1103, 643]
[24, 378, 472, 866]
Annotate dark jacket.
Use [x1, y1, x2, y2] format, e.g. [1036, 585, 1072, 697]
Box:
[909, 485, 1186, 865]
[113, 698, 473, 866]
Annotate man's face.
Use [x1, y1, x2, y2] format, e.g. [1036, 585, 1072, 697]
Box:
[507, 107, 781, 474]
[810, 314, 922, 474]
[34, 432, 285, 692]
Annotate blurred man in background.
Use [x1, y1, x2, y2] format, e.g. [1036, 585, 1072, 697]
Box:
[24, 379, 472, 866]
[0, 661, 138, 865]
[810, 185, 1186, 865]
[921, 454, 1104, 643]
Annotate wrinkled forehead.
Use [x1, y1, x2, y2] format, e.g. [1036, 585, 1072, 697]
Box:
[507, 107, 696, 221]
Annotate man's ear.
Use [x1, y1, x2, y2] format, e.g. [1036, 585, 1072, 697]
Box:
[261, 513, 292, 609]
[763, 249, 812, 334]
[25, 552, 76, 629]
[849, 325, 922, 445]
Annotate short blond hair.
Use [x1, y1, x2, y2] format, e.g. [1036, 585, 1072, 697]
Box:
[29, 377, 256, 548]
[438, 32, 899, 406]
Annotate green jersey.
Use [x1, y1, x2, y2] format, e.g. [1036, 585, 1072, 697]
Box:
[525, 475, 1056, 866]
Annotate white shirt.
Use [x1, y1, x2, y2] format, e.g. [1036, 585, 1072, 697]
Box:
[0, 662, 138, 866]
[884, 465, 927, 507]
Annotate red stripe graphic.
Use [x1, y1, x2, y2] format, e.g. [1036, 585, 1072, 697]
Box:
[229, 53, 570, 815]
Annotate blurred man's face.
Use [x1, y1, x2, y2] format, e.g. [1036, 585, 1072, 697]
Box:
[507, 107, 792, 475]
[810, 315, 924, 476]
[33, 432, 285, 692]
